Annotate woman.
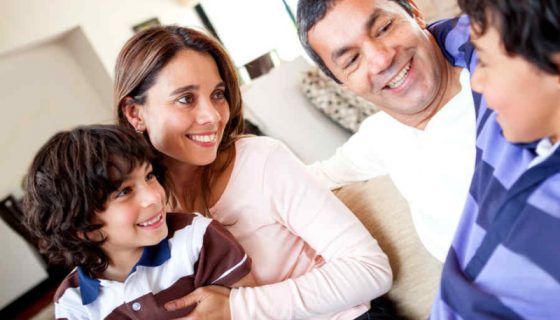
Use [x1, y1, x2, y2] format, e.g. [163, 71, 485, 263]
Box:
[114, 26, 391, 319]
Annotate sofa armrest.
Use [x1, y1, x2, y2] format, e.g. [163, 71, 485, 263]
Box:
[334, 176, 442, 319]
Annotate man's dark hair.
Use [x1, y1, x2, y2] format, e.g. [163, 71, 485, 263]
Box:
[23, 125, 166, 276]
[459, 0, 560, 75]
[297, 0, 414, 83]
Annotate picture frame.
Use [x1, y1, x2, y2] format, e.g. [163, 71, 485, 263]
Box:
[132, 17, 161, 33]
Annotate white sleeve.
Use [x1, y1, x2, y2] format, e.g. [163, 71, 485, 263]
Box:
[308, 113, 389, 190]
[230, 141, 392, 319]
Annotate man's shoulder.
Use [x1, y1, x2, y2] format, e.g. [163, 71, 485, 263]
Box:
[429, 15, 475, 70]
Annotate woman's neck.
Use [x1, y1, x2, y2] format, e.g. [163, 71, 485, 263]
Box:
[164, 146, 237, 213]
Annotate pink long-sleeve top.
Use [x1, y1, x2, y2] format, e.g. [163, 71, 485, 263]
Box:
[209, 137, 392, 319]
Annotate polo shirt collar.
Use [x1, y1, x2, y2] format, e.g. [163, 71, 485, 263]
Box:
[77, 238, 171, 305]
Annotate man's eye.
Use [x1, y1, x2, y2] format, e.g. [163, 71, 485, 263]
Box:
[344, 54, 359, 69]
[377, 20, 393, 36]
[178, 94, 194, 104]
[116, 187, 133, 198]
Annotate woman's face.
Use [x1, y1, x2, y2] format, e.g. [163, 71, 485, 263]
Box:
[133, 49, 230, 168]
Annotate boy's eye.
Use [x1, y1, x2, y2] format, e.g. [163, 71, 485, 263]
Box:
[178, 93, 195, 105]
[476, 57, 486, 68]
[116, 186, 133, 198]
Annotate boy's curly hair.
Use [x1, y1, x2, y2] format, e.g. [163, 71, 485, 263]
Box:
[459, 0, 560, 75]
[22, 125, 166, 275]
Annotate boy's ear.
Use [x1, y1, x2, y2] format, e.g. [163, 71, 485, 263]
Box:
[407, 0, 427, 29]
[122, 97, 147, 132]
[77, 229, 105, 242]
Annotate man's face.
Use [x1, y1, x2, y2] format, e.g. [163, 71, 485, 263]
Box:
[308, 0, 447, 126]
[470, 24, 560, 143]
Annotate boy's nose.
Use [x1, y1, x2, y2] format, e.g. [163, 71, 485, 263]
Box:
[470, 65, 485, 93]
[139, 184, 163, 208]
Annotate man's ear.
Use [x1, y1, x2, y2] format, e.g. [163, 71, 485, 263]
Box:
[122, 97, 147, 132]
[407, 0, 427, 28]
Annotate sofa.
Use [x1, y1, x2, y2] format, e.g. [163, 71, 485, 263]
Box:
[241, 57, 443, 319]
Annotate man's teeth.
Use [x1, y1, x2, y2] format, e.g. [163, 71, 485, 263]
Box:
[138, 214, 162, 227]
[188, 133, 216, 143]
[387, 62, 411, 89]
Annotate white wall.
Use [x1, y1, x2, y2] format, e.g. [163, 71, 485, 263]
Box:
[0, 33, 114, 308]
[201, 0, 303, 66]
[0, 0, 204, 76]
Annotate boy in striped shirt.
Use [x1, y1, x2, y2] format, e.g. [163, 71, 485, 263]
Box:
[429, 0, 560, 318]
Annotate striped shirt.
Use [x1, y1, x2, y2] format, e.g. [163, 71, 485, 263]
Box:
[54, 213, 251, 320]
[429, 16, 560, 319]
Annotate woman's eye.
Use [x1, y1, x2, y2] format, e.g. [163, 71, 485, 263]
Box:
[146, 171, 156, 181]
[178, 94, 194, 105]
[212, 89, 226, 100]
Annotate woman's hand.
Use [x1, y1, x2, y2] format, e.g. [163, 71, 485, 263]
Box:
[166, 285, 232, 320]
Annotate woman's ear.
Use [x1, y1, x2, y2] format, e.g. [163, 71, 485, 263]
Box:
[122, 97, 147, 132]
[407, 0, 427, 29]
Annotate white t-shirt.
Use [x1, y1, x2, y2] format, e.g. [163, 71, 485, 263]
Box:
[309, 69, 476, 262]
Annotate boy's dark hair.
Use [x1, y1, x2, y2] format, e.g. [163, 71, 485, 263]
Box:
[297, 0, 414, 83]
[459, 0, 560, 75]
[23, 125, 166, 275]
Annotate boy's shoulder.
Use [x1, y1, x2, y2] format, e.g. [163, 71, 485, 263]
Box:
[166, 212, 198, 232]
[54, 269, 81, 304]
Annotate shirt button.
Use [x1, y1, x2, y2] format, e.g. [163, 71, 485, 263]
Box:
[132, 302, 141, 311]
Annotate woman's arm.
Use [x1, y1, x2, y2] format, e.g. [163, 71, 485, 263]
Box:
[166, 139, 392, 319]
[229, 141, 392, 319]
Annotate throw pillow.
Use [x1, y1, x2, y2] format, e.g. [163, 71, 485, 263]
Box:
[300, 68, 379, 132]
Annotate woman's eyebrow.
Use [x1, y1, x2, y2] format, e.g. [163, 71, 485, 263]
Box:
[170, 85, 198, 96]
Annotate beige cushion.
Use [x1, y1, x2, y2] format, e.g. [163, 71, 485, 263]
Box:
[300, 68, 378, 133]
[334, 176, 442, 319]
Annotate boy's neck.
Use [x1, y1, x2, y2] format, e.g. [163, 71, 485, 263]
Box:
[99, 247, 144, 282]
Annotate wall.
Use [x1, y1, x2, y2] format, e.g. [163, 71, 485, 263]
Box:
[0, 0, 204, 76]
[0, 32, 113, 308]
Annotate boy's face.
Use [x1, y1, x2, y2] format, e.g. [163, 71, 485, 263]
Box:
[95, 163, 167, 256]
[470, 23, 560, 143]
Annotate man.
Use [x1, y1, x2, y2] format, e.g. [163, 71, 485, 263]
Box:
[297, 0, 476, 262]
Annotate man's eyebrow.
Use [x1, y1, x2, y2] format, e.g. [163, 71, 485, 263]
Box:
[331, 9, 383, 62]
[365, 8, 383, 32]
[170, 85, 198, 96]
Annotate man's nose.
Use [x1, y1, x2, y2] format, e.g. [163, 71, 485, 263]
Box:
[363, 40, 395, 76]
